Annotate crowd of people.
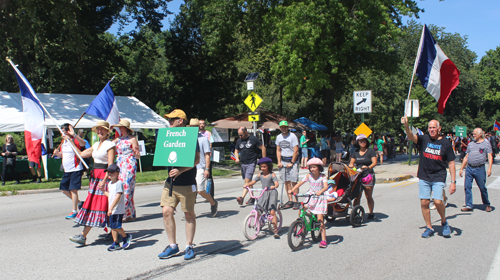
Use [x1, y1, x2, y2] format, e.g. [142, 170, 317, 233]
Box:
[3, 109, 499, 258]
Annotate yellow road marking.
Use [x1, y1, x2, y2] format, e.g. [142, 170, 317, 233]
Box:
[390, 181, 415, 188]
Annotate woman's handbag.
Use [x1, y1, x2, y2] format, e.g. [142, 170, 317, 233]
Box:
[5, 157, 15, 166]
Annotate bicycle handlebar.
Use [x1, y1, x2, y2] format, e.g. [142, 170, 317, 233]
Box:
[245, 187, 269, 199]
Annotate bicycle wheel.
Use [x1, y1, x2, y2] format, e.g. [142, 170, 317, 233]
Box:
[268, 209, 283, 235]
[243, 212, 260, 240]
[287, 219, 306, 251]
[310, 221, 322, 243]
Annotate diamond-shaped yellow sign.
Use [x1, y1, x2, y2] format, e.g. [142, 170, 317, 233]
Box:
[354, 123, 372, 137]
[244, 92, 262, 112]
[248, 114, 260, 122]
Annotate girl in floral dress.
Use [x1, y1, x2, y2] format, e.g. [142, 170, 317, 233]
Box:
[112, 119, 140, 222]
[70, 121, 116, 245]
[289, 157, 329, 248]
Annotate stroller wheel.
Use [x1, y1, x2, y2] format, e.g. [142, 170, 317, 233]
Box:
[350, 205, 365, 227]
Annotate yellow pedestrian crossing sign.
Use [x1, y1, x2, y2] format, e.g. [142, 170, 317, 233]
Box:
[354, 123, 372, 137]
[248, 114, 260, 122]
[244, 92, 262, 112]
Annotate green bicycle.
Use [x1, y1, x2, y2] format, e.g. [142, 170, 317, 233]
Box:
[287, 194, 322, 251]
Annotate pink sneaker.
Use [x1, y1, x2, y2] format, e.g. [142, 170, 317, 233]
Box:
[319, 240, 327, 248]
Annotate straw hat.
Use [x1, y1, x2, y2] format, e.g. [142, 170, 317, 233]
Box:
[188, 118, 200, 127]
[92, 120, 111, 133]
[112, 119, 133, 133]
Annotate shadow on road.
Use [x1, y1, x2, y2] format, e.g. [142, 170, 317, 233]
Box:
[197, 210, 239, 219]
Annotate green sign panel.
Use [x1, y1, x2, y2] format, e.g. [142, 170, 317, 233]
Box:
[455, 126, 467, 137]
[153, 127, 199, 167]
[496, 130, 500, 137]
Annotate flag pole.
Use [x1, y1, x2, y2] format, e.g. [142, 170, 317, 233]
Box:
[6, 58, 89, 169]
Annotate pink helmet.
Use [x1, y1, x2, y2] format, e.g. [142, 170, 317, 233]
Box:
[361, 173, 373, 185]
[306, 157, 323, 167]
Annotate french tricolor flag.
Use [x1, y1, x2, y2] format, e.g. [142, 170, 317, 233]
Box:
[84, 81, 120, 126]
[10, 62, 44, 168]
[414, 24, 460, 114]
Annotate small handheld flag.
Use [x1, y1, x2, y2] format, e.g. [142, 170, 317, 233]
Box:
[494, 121, 500, 131]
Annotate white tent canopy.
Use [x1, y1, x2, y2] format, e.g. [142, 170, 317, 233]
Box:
[0, 92, 169, 132]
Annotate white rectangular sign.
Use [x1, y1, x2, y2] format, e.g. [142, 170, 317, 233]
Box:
[138, 140, 146, 156]
[353, 90, 372, 113]
[404, 99, 420, 117]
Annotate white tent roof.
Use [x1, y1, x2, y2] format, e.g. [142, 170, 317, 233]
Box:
[0, 92, 169, 132]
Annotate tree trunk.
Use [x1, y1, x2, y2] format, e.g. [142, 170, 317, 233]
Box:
[322, 73, 337, 131]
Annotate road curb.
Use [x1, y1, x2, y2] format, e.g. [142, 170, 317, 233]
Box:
[376, 174, 414, 184]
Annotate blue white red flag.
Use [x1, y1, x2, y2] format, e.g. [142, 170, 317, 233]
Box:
[9, 62, 44, 168]
[414, 24, 460, 114]
[85, 81, 120, 125]
[494, 121, 500, 131]
[416, 128, 424, 135]
[231, 152, 237, 161]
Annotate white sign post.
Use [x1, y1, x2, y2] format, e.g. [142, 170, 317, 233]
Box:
[353, 90, 372, 114]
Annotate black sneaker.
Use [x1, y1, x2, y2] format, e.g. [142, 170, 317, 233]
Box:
[211, 200, 218, 217]
[367, 213, 375, 219]
[292, 202, 300, 210]
[35, 179, 42, 184]
[246, 198, 255, 205]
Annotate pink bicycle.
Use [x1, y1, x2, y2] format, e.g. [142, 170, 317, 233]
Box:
[243, 187, 283, 240]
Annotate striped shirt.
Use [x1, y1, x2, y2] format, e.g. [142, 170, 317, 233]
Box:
[466, 139, 492, 166]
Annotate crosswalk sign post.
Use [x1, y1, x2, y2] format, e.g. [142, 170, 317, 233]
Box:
[248, 112, 260, 122]
[244, 92, 262, 112]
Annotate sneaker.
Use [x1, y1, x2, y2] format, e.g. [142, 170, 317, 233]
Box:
[421, 227, 435, 238]
[123, 234, 132, 249]
[1, 182, 4, 186]
[211, 200, 218, 217]
[461, 207, 473, 212]
[65, 212, 77, 219]
[246, 198, 255, 205]
[77, 201, 84, 210]
[236, 197, 243, 205]
[107, 242, 122, 251]
[429, 203, 436, 210]
[442, 222, 451, 237]
[35, 179, 42, 184]
[184, 246, 195, 260]
[319, 240, 328, 248]
[158, 245, 180, 259]
[69, 234, 86, 245]
[367, 213, 375, 219]
[292, 202, 300, 210]
[282, 201, 293, 209]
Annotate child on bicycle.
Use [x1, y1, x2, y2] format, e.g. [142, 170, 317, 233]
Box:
[243, 157, 280, 238]
[289, 157, 329, 248]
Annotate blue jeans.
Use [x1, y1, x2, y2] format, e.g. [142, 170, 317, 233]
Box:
[464, 165, 490, 208]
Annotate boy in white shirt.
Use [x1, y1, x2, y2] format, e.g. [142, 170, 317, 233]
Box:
[105, 164, 132, 251]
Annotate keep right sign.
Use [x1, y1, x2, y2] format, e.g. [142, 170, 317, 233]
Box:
[353, 90, 372, 114]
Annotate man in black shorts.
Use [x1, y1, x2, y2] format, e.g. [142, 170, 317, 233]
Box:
[53, 123, 86, 219]
[234, 126, 266, 205]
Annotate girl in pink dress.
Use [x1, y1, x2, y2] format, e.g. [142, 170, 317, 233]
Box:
[289, 157, 329, 248]
[112, 119, 140, 222]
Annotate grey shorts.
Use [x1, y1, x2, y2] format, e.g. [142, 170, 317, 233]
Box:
[241, 163, 256, 180]
[279, 161, 299, 183]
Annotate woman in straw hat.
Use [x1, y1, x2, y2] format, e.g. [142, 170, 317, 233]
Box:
[70, 121, 116, 245]
[112, 119, 140, 222]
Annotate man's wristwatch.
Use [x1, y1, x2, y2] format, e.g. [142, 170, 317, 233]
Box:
[205, 168, 209, 171]
[451, 181, 457, 183]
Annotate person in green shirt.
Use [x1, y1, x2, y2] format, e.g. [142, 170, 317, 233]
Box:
[375, 134, 386, 165]
[300, 130, 309, 169]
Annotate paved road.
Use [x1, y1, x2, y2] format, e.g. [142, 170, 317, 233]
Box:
[2, 164, 500, 279]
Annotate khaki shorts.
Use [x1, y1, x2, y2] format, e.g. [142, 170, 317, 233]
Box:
[161, 182, 197, 213]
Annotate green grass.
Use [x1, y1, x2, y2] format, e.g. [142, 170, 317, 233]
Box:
[401, 159, 419, 165]
[0, 168, 238, 193]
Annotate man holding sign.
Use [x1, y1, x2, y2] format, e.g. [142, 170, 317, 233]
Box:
[158, 109, 200, 260]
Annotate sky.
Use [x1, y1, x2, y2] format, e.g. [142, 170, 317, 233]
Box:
[109, 0, 499, 63]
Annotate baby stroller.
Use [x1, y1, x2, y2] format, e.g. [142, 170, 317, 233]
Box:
[324, 162, 365, 227]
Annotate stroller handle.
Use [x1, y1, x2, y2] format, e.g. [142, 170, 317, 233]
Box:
[245, 187, 269, 199]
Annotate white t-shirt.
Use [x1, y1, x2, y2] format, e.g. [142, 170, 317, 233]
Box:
[108, 180, 125, 215]
[61, 138, 83, 173]
[276, 132, 299, 158]
[92, 140, 116, 164]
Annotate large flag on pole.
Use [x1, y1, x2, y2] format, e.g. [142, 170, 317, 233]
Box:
[10, 62, 44, 167]
[414, 24, 460, 114]
[494, 120, 500, 131]
[84, 81, 120, 125]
